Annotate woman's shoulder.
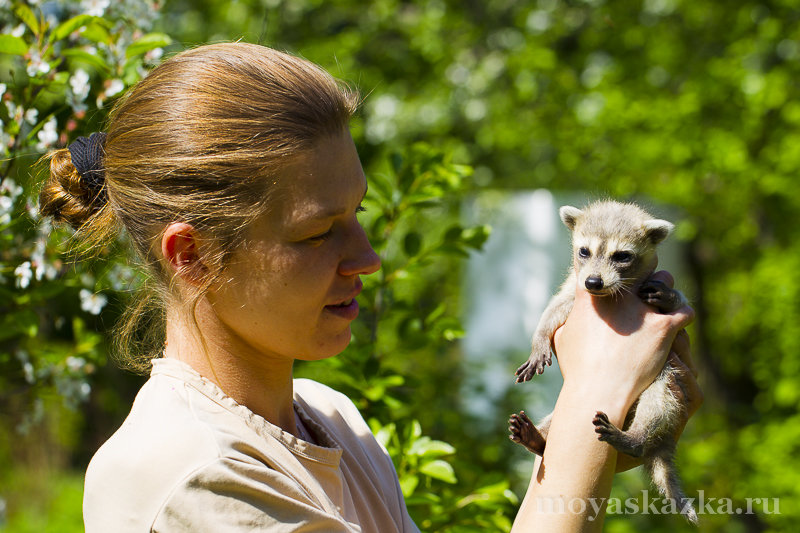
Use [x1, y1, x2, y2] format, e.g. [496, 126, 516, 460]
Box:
[293, 378, 367, 431]
[84, 366, 227, 530]
[292, 378, 389, 465]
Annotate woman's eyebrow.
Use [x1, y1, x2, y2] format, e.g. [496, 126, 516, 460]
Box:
[297, 185, 369, 221]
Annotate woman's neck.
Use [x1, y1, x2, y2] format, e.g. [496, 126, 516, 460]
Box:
[163, 301, 299, 436]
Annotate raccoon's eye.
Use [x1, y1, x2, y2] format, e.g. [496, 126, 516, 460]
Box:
[611, 251, 634, 263]
[578, 247, 591, 258]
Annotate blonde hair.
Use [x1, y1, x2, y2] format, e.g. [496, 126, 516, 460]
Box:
[39, 43, 359, 372]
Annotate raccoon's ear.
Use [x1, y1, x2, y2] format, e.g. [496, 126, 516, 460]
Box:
[559, 206, 583, 231]
[643, 219, 674, 244]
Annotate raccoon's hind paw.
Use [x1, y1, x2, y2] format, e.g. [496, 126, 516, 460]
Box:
[592, 411, 619, 442]
[508, 411, 545, 456]
[593, 411, 646, 457]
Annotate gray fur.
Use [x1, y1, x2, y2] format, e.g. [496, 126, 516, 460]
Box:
[509, 200, 698, 525]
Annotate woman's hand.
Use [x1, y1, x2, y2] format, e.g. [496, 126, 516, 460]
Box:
[552, 270, 695, 420]
[514, 270, 697, 532]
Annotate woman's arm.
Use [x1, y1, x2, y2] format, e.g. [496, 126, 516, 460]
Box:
[512, 271, 696, 532]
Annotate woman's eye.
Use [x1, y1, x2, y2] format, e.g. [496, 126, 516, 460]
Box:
[578, 247, 591, 258]
[307, 229, 333, 243]
[356, 204, 366, 214]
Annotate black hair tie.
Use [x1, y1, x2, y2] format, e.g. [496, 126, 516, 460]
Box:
[68, 132, 107, 202]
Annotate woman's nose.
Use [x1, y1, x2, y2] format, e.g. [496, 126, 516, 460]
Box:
[338, 223, 381, 277]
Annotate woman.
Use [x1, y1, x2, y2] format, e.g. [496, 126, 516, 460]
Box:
[39, 43, 699, 531]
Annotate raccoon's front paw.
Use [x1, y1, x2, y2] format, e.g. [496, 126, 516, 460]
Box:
[515, 339, 552, 383]
[514, 353, 551, 383]
[508, 411, 546, 456]
[638, 279, 681, 312]
[638, 279, 669, 303]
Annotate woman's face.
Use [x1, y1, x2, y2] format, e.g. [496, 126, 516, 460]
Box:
[207, 130, 380, 363]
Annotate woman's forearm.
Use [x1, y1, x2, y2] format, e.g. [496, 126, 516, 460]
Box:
[512, 385, 633, 532]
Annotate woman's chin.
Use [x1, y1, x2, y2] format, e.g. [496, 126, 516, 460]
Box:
[297, 327, 353, 362]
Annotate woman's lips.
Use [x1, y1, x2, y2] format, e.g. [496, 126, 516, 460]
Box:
[324, 298, 359, 320]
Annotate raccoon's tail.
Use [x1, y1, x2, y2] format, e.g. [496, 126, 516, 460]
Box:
[647, 449, 699, 525]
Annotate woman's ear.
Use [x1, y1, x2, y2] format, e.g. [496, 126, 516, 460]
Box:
[161, 222, 207, 284]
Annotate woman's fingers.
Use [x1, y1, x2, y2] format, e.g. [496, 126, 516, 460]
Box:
[667, 351, 704, 419]
[671, 329, 698, 378]
[649, 270, 675, 288]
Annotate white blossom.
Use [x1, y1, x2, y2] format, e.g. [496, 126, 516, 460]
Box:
[144, 47, 164, 62]
[27, 200, 40, 220]
[106, 79, 124, 98]
[69, 69, 91, 101]
[31, 240, 52, 281]
[5, 101, 20, 122]
[36, 117, 58, 150]
[0, 119, 10, 154]
[0, 196, 12, 215]
[80, 382, 92, 398]
[23, 361, 35, 384]
[15, 261, 33, 289]
[1, 177, 24, 200]
[26, 50, 51, 77]
[0, 83, 6, 95]
[66, 356, 86, 372]
[79, 289, 108, 315]
[81, 0, 110, 16]
[11, 24, 25, 37]
[24, 107, 38, 125]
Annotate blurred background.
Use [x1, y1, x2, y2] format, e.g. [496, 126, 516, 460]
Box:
[1, 0, 799, 531]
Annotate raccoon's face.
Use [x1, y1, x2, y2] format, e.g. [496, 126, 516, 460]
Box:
[559, 202, 674, 298]
[571, 236, 655, 297]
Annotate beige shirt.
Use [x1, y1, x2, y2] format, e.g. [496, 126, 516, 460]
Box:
[83, 358, 420, 532]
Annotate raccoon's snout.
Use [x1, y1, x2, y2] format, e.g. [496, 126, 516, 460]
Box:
[585, 277, 604, 291]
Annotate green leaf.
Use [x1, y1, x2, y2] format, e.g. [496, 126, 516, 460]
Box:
[390, 152, 404, 174]
[419, 459, 457, 483]
[51, 14, 96, 42]
[367, 173, 395, 204]
[408, 436, 456, 458]
[14, 4, 39, 35]
[444, 225, 464, 243]
[62, 48, 111, 74]
[80, 21, 112, 44]
[398, 474, 419, 497]
[125, 33, 172, 58]
[403, 232, 422, 257]
[461, 225, 491, 251]
[0, 35, 28, 55]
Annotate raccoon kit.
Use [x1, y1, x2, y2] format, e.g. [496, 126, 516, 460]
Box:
[509, 200, 698, 524]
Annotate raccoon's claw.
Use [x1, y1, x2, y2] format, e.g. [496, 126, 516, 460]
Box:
[508, 411, 545, 456]
[514, 354, 550, 383]
[592, 411, 615, 442]
[514, 361, 534, 383]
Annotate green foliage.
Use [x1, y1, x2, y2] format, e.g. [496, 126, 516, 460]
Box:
[1, 0, 169, 528]
[4, 0, 800, 530]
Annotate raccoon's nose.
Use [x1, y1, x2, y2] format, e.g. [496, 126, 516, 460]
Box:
[585, 277, 604, 291]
